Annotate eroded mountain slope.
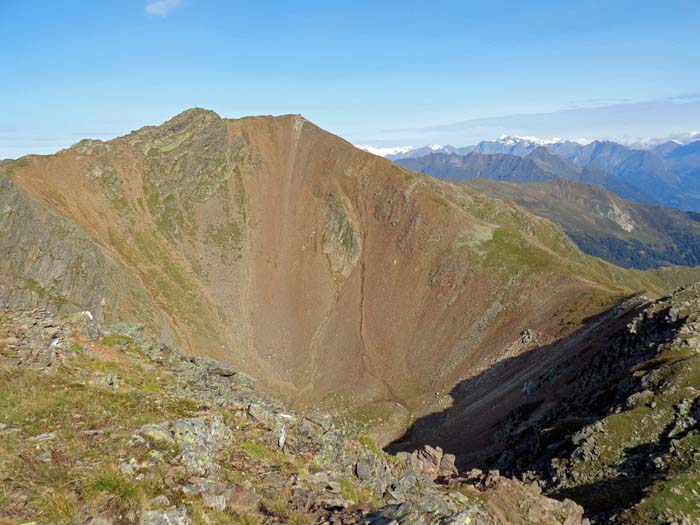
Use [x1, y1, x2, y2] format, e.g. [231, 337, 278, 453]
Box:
[2, 109, 699, 441]
[464, 178, 700, 269]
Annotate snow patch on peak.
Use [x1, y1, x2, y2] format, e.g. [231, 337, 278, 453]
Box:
[356, 145, 416, 157]
[356, 144, 451, 158]
[497, 135, 566, 146]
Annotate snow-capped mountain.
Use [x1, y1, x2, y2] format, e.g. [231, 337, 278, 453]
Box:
[626, 131, 700, 150]
[356, 144, 454, 160]
[355, 145, 417, 157]
[358, 133, 700, 163]
[464, 136, 584, 157]
[357, 136, 584, 161]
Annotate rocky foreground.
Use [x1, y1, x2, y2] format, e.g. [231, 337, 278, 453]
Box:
[0, 308, 584, 524]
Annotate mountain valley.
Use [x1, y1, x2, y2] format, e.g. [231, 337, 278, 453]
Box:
[3, 110, 700, 524]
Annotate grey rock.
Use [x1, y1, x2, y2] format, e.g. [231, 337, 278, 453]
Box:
[274, 422, 287, 449]
[356, 459, 372, 481]
[140, 506, 188, 525]
[202, 492, 228, 512]
[172, 416, 230, 476]
[119, 458, 139, 476]
[36, 451, 52, 462]
[28, 431, 57, 442]
[139, 422, 174, 445]
[248, 402, 278, 428]
[441, 510, 478, 525]
[439, 454, 458, 477]
[625, 389, 654, 409]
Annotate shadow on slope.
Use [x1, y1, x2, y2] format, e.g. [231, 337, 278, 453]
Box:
[388, 294, 685, 518]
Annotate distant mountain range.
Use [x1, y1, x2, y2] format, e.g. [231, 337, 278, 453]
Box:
[384, 135, 700, 212]
[359, 136, 579, 161]
[359, 134, 700, 161]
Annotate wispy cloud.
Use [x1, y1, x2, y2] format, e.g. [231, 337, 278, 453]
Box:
[666, 93, 700, 104]
[564, 97, 631, 110]
[363, 94, 700, 147]
[145, 0, 185, 17]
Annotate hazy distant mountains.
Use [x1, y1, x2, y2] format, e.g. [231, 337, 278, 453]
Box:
[359, 136, 572, 161]
[385, 136, 580, 160]
[398, 147, 654, 203]
[386, 136, 700, 212]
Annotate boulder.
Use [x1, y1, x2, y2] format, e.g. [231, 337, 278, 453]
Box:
[172, 416, 231, 476]
[139, 423, 174, 446]
[407, 445, 449, 480]
[140, 506, 188, 525]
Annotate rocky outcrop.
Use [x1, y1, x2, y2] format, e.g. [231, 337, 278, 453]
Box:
[0, 173, 169, 334]
[398, 284, 700, 523]
[398, 445, 458, 480]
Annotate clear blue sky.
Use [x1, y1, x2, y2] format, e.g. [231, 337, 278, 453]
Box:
[2, 0, 700, 157]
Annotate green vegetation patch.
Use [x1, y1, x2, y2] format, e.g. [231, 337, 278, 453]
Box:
[102, 334, 133, 346]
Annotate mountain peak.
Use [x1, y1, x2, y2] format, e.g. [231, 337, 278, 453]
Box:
[497, 135, 565, 146]
[160, 107, 222, 129]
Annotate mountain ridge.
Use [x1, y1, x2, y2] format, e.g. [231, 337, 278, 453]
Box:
[463, 178, 700, 269]
[395, 148, 653, 203]
[373, 134, 700, 211]
[3, 108, 700, 444]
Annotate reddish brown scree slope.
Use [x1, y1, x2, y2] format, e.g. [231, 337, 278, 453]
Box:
[2, 109, 696, 440]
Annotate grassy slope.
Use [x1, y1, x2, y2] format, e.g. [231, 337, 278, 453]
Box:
[463, 178, 700, 269]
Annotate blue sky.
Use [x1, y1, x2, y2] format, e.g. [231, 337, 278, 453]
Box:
[2, 0, 700, 157]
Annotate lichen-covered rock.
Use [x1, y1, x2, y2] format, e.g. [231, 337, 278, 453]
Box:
[140, 506, 188, 525]
[139, 422, 174, 446]
[172, 416, 231, 476]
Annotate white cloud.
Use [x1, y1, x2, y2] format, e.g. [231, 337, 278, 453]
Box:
[145, 0, 185, 16]
[370, 95, 700, 148]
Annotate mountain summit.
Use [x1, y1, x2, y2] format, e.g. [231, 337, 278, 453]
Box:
[2, 109, 698, 443]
